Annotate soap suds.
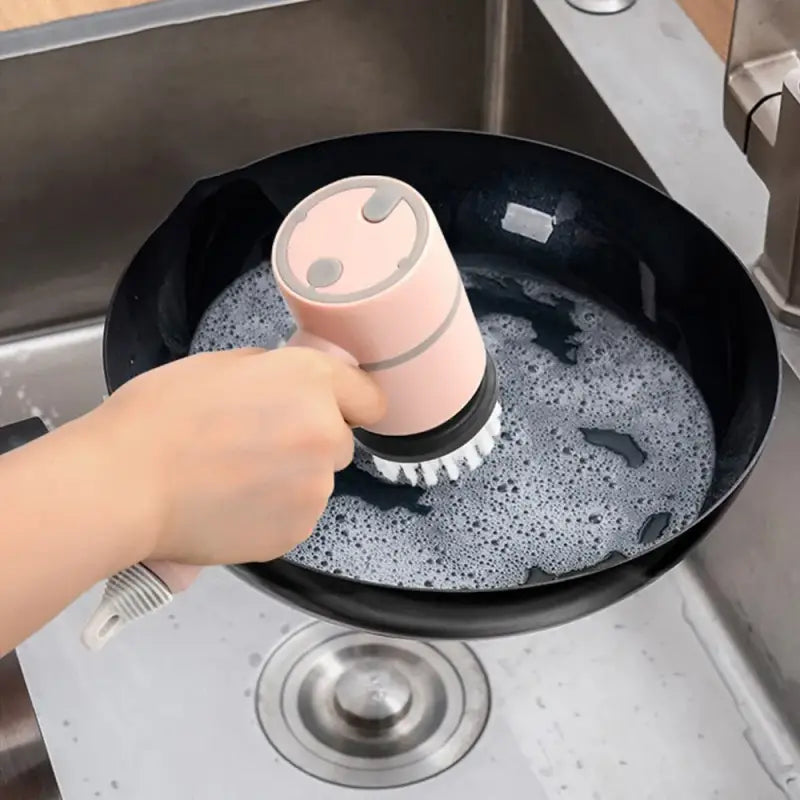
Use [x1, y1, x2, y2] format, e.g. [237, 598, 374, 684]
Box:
[191, 259, 714, 590]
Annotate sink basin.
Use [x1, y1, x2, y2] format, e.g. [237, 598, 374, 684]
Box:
[0, 0, 656, 338]
[1, 1, 798, 798]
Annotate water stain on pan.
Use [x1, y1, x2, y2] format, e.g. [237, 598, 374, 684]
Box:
[191, 258, 714, 590]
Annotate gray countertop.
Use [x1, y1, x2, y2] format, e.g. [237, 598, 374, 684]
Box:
[540, 0, 800, 380]
[0, 0, 308, 58]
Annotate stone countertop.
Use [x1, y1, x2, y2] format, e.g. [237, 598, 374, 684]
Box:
[0, 1, 157, 32]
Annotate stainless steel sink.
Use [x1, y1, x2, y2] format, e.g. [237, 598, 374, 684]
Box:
[2, 1, 799, 798]
[0, 0, 657, 339]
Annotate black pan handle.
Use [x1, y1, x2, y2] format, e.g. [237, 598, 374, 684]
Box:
[0, 418, 49, 455]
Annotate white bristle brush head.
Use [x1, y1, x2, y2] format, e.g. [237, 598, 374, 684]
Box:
[373, 402, 502, 487]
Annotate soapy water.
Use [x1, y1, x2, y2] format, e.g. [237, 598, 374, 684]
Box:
[190, 259, 715, 590]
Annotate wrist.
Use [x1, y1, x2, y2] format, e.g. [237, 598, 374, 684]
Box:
[0, 408, 163, 651]
[30, 412, 160, 575]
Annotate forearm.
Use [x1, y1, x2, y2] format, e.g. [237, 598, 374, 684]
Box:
[0, 416, 148, 655]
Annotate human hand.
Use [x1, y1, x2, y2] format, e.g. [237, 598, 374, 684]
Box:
[83, 347, 386, 566]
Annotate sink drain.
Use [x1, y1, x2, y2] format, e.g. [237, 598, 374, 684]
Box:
[565, 0, 636, 13]
[255, 622, 490, 789]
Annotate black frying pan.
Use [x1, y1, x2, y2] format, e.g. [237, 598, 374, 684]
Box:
[103, 130, 780, 639]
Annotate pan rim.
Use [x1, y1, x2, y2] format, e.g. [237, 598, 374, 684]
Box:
[104, 127, 783, 598]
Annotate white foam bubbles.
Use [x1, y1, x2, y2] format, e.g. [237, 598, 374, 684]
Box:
[191, 262, 715, 590]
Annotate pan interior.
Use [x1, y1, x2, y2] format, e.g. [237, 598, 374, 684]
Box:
[190, 253, 714, 590]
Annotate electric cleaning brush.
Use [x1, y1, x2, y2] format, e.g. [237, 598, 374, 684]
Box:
[82, 175, 501, 650]
[272, 175, 503, 487]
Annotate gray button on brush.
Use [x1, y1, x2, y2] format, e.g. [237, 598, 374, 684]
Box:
[306, 257, 343, 288]
[362, 187, 403, 223]
[273, 177, 428, 303]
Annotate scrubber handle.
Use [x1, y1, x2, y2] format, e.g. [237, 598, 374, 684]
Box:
[286, 328, 357, 366]
[80, 561, 202, 651]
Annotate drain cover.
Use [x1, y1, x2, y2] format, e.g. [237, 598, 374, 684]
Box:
[255, 622, 490, 788]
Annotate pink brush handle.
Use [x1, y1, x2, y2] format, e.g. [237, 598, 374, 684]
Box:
[286, 328, 358, 366]
[145, 330, 356, 595]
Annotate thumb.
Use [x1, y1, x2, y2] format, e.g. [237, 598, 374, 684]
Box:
[330, 362, 387, 428]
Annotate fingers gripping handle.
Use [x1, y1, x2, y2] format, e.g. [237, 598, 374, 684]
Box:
[84, 174, 366, 651]
[81, 334, 354, 652]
